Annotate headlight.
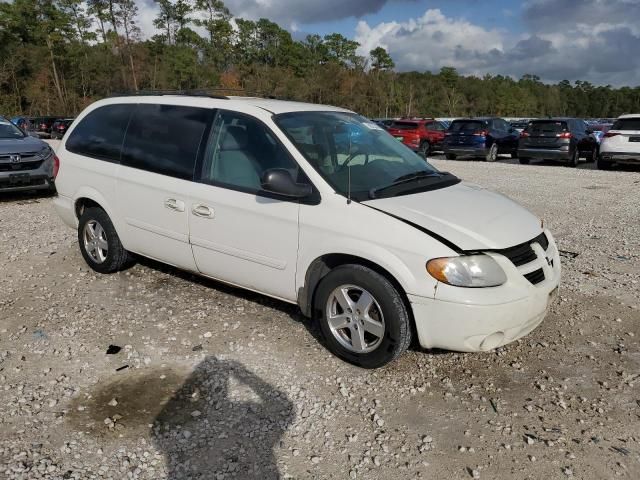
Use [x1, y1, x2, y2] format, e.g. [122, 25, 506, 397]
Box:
[426, 255, 507, 288]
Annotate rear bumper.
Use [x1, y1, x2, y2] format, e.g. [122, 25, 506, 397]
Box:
[518, 148, 571, 160]
[599, 151, 640, 163]
[53, 193, 78, 229]
[442, 146, 488, 156]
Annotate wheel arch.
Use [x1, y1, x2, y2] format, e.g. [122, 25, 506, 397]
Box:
[72, 188, 127, 247]
[297, 253, 414, 325]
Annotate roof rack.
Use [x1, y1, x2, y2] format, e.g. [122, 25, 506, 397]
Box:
[108, 88, 251, 99]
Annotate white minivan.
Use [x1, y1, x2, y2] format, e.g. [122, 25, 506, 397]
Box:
[54, 94, 561, 368]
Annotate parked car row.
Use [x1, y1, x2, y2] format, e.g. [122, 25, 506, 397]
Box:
[9, 115, 74, 139]
[376, 114, 639, 170]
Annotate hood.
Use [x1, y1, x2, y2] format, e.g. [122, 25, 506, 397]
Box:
[363, 182, 542, 250]
[0, 135, 47, 155]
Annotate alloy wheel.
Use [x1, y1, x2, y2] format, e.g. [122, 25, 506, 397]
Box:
[83, 220, 109, 263]
[325, 285, 386, 354]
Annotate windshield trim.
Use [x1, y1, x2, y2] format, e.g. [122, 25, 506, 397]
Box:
[273, 111, 459, 201]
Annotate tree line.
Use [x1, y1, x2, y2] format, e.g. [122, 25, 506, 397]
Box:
[1, 0, 639, 119]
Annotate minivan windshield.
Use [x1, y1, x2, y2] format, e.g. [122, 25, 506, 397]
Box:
[0, 119, 26, 139]
[275, 111, 459, 200]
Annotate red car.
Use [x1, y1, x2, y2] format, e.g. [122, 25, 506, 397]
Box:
[387, 118, 447, 157]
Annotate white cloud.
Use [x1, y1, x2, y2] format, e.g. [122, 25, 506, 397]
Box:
[354, 7, 640, 86]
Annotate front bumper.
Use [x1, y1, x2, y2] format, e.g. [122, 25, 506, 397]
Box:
[599, 151, 640, 163]
[0, 155, 55, 192]
[518, 148, 571, 160]
[409, 230, 561, 352]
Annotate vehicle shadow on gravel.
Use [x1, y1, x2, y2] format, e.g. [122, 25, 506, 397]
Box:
[152, 356, 294, 479]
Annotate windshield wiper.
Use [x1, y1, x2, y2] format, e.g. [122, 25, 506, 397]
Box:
[369, 171, 441, 199]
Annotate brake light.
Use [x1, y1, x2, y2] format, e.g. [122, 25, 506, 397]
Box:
[520, 131, 529, 138]
[473, 130, 488, 137]
[557, 132, 572, 138]
[603, 132, 619, 138]
[53, 155, 60, 179]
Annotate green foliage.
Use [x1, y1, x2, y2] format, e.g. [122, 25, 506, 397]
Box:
[1, 0, 639, 118]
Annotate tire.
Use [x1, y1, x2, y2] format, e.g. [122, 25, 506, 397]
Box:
[568, 148, 579, 168]
[314, 264, 412, 369]
[597, 155, 613, 170]
[419, 141, 431, 158]
[486, 143, 498, 162]
[587, 148, 597, 163]
[519, 157, 530, 165]
[445, 153, 457, 160]
[511, 152, 518, 159]
[78, 207, 132, 274]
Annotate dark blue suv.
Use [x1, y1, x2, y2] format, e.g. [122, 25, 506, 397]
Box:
[442, 117, 519, 161]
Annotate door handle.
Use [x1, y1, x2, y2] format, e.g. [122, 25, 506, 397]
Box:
[164, 198, 185, 212]
[192, 204, 214, 219]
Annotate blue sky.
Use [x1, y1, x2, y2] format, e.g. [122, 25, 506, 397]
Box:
[301, 0, 524, 38]
[137, 0, 640, 86]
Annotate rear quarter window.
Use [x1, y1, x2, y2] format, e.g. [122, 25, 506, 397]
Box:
[66, 104, 134, 162]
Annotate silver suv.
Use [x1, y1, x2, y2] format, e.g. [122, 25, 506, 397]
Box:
[0, 117, 57, 193]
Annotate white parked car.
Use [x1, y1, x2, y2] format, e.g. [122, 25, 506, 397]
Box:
[53, 94, 561, 368]
[598, 114, 640, 170]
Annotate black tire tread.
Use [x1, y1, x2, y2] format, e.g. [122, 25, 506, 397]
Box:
[78, 207, 132, 274]
[314, 264, 412, 368]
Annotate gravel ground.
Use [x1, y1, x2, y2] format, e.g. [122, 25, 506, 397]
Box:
[1, 144, 639, 479]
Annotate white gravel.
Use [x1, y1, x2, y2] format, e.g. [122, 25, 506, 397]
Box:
[0, 149, 639, 479]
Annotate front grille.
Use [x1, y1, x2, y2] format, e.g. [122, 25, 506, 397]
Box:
[495, 232, 551, 286]
[524, 268, 545, 285]
[497, 232, 548, 267]
[0, 160, 44, 172]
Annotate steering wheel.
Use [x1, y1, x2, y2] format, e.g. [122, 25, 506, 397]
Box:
[337, 148, 367, 172]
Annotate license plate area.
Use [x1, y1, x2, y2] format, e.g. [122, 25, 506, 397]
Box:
[629, 136, 640, 142]
[9, 173, 30, 184]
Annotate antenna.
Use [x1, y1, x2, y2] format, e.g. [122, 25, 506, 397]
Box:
[347, 165, 352, 205]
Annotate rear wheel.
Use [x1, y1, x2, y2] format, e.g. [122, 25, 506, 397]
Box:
[314, 264, 412, 368]
[445, 153, 457, 160]
[568, 148, 579, 168]
[519, 157, 530, 165]
[419, 141, 431, 158]
[597, 155, 613, 170]
[78, 207, 133, 274]
[486, 143, 498, 162]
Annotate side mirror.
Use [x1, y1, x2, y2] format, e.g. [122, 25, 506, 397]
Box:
[261, 168, 313, 199]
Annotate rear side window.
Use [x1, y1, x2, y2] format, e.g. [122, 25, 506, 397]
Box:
[612, 118, 640, 130]
[449, 120, 485, 132]
[66, 104, 133, 162]
[526, 121, 568, 134]
[121, 104, 213, 180]
[428, 122, 445, 131]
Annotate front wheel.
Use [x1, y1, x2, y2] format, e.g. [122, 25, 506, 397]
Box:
[597, 155, 613, 170]
[314, 265, 412, 368]
[78, 207, 133, 274]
